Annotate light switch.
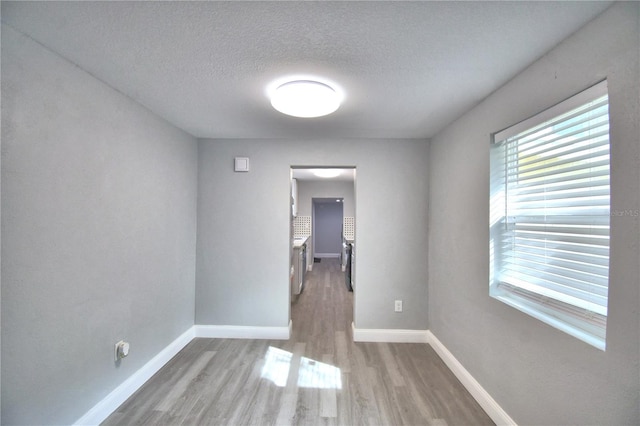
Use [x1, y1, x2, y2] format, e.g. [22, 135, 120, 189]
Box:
[234, 157, 250, 172]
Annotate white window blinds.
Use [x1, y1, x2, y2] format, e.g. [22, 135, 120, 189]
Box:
[490, 81, 610, 350]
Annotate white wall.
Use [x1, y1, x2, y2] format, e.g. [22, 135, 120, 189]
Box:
[1, 25, 198, 425]
[297, 180, 355, 217]
[196, 138, 429, 330]
[428, 3, 639, 424]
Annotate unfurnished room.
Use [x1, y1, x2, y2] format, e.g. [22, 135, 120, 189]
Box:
[1, 1, 639, 425]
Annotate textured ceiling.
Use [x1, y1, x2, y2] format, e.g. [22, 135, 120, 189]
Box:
[1, 1, 612, 140]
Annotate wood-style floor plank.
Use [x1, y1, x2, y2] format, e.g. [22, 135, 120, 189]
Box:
[102, 258, 493, 425]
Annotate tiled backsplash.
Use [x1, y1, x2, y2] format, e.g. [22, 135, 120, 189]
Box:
[343, 217, 355, 240]
[294, 215, 355, 240]
[293, 216, 311, 238]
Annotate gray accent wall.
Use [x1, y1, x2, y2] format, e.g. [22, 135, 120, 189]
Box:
[196, 139, 429, 330]
[313, 201, 344, 256]
[1, 25, 198, 425]
[427, 3, 639, 425]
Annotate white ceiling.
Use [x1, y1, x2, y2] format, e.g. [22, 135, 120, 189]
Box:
[1, 1, 611, 140]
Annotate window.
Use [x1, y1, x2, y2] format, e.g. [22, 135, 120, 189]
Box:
[490, 81, 610, 350]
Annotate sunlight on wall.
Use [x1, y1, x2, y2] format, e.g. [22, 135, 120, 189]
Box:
[261, 346, 342, 389]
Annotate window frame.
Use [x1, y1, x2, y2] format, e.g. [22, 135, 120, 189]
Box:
[489, 80, 610, 351]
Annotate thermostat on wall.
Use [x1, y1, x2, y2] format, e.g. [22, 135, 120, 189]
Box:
[234, 157, 250, 172]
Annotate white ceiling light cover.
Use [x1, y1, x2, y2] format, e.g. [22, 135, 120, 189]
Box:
[271, 80, 341, 118]
[313, 169, 342, 178]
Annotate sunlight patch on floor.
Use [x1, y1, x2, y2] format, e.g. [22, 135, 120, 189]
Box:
[261, 346, 342, 389]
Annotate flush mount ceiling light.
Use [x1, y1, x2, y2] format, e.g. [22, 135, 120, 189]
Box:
[313, 169, 342, 178]
[270, 80, 341, 118]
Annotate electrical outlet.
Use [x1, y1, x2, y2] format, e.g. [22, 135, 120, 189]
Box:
[395, 300, 403, 312]
[115, 340, 130, 361]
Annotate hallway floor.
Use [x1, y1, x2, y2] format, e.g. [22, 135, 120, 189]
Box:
[103, 258, 493, 425]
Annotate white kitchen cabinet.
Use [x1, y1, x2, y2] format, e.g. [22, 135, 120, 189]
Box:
[292, 237, 308, 296]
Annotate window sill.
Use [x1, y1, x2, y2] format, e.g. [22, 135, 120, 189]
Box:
[490, 283, 606, 351]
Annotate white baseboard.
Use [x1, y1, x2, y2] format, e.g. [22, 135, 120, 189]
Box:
[426, 331, 516, 426]
[314, 253, 340, 258]
[74, 327, 195, 426]
[195, 321, 291, 340]
[75, 321, 292, 425]
[351, 322, 429, 343]
[75, 324, 512, 426]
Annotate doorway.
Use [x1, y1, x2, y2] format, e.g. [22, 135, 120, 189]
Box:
[289, 167, 356, 321]
[288, 166, 356, 343]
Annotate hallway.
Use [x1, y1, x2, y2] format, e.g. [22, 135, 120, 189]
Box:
[103, 259, 493, 425]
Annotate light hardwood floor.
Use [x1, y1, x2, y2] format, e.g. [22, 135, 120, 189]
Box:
[103, 258, 493, 425]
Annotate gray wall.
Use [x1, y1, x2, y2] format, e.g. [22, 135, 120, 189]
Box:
[1, 25, 198, 425]
[0, 25, 2, 426]
[297, 179, 355, 217]
[427, 3, 639, 425]
[313, 201, 343, 255]
[196, 139, 429, 330]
